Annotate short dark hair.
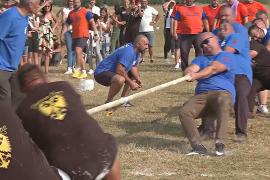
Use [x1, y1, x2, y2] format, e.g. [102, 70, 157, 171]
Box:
[248, 25, 264, 36]
[17, 63, 44, 90]
[256, 10, 268, 18]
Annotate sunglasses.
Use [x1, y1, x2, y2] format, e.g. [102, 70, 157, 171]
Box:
[200, 36, 214, 48]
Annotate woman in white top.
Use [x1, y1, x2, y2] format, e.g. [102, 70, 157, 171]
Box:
[99, 7, 111, 58]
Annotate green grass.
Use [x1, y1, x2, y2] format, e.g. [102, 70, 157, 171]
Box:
[47, 5, 270, 180]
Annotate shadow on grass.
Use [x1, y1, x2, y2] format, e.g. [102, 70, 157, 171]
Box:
[117, 135, 189, 153]
[117, 120, 182, 137]
[140, 64, 182, 73]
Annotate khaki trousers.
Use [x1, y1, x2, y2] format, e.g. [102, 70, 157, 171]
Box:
[179, 91, 232, 148]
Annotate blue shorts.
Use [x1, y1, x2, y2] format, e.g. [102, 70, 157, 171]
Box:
[140, 32, 154, 47]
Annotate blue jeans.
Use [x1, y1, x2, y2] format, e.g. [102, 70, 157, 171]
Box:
[64, 31, 76, 68]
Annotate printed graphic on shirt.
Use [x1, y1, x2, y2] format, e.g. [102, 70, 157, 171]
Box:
[0, 126, 12, 169]
[31, 91, 67, 121]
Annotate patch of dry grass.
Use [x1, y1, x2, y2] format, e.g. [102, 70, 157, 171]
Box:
[47, 4, 270, 180]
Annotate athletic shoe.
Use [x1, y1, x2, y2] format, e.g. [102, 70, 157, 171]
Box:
[72, 69, 81, 78]
[174, 63, 180, 69]
[215, 143, 225, 156]
[164, 59, 169, 63]
[186, 144, 208, 156]
[64, 67, 73, 75]
[171, 54, 175, 59]
[257, 104, 269, 114]
[88, 69, 94, 75]
[77, 72, 88, 79]
[121, 101, 134, 107]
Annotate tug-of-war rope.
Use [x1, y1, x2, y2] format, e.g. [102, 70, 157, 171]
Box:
[87, 75, 191, 115]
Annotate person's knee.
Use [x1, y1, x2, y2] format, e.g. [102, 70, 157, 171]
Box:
[179, 106, 192, 121]
[217, 93, 232, 107]
[111, 75, 125, 86]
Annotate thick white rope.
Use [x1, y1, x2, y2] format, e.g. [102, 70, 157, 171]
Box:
[87, 75, 190, 115]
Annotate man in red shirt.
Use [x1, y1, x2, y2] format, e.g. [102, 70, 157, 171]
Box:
[203, 0, 221, 31]
[172, 0, 209, 70]
[62, 0, 98, 79]
[242, 0, 268, 22]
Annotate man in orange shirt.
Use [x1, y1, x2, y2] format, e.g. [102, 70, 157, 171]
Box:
[62, 0, 98, 79]
[242, 0, 268, 22]
[172, 0, 209, 70]
[203, 0, 221, 31]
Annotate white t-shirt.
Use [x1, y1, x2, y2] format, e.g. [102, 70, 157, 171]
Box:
[63, 7, 71, 18]
[139, 6, 159, 32]
[63, 7, 72, 31]
[165, 9, 173, 29]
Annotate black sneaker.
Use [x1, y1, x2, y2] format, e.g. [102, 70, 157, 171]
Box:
[215, 143, 225, 156]
[186, 144, 208, 156]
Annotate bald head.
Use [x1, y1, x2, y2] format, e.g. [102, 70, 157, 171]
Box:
[219, 5, 235, 23]
[134, 35, 149, 53]
[197, 32, 221, 55]
[19, 0, 40, 13]
[197, 32, 216, 46]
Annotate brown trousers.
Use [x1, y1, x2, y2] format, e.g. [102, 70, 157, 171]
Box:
[179, 91, 232, 148]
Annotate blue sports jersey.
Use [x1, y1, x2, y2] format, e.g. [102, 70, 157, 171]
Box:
[0, 7, 28, 71]
[220, 33, 252, 84]
[94, 43, 140, 75]
[192, 51, 236, 102]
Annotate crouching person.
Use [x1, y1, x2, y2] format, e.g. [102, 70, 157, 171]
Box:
[16, 64, 120, 180]
[179, 32, 236, 156]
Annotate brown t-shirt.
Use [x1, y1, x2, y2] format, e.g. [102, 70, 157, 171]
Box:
[16, 81, 117, 180]
[0, 104, 61, 180]
[250, 40, 270, 88]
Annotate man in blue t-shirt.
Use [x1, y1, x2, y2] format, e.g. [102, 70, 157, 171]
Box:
[179, 32, 236, 156]
[94, 35, 149, 104]
[216, 22, 252, 140]
[212, 6, 252, 141]
[0, 0, 40, 107]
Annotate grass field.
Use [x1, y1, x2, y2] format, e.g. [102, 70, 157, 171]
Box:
[48, 4, 270, 180]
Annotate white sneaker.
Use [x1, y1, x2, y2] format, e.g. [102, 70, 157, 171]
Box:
[64, 67, 73, 75]
[257, 104, 269, 114]
[164, 59, 169, 63]
[174, 63, 180, 69]
[171, 54, 175, 59]
[88, 69, 94, 75]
